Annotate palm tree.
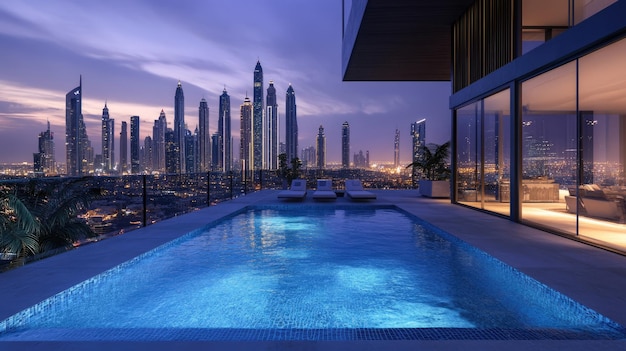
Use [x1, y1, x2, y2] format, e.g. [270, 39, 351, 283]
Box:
[0, 177, 105, 258]
[406, 141, 451, 180]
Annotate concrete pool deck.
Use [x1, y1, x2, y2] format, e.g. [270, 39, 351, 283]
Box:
[1, 189, 626, 350]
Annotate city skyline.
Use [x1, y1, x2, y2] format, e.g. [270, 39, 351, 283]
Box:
[0, 1, 451, 166]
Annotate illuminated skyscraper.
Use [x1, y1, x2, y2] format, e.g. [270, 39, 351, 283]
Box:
[33, 121, 56, 176]
[143, 136, 153, 173]
[341, 121, 350, 169]
[253, 61, 264, 170]
[152, 110, 167, 173]
[65, 76, 90, 176]
[394, 129, 400, 168]
[101, 103, 114, 172]
[217, 88, 231, 172]
[264, 81, 278, 169]
[174, 81, 185, 174]
[120, 121, 128, 174]
[411, 119, 426, 185]
[316, 125, 326, 169]
[240, 96, 253, 173]
[198, 98, 210, 172]
[285, 84, 298, 162]
[130, 116, 140, 174]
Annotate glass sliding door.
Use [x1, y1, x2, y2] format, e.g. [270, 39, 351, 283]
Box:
[520, 62, 578, 235]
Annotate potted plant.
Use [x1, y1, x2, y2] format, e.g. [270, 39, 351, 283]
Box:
[406, 141, 451, 198]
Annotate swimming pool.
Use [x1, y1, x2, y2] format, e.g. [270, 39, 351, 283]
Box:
[0, 205, 624, 341]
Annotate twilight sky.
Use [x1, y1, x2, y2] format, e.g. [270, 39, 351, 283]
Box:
[0, 0, 451, 166]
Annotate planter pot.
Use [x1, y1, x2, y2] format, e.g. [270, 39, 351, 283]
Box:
[419, 180, 450, 198]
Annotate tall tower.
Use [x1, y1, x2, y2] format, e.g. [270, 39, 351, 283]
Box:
[265, 81, 279, 170]
[174, 81, 185, 174]
[240, 96, 253, 173]
[143, 136, 153, 173]
[316, 125, 326, 169]
[130, 116, 140, 174]
[285, 84, 298, 162]
[120, 121, 128, 174]
[394, 129, 400, 168]
[198, 98, 210, 172]
[153, 110, 167, 173]
[411, 119, 426, 185]
[101, 103, 114, 172]
[65, 76, 85, 176]
[342, 121, 350, 169]
[33, 121, 56, 176]
[218, 88, 231, 172]
[253, 60, 264, 170]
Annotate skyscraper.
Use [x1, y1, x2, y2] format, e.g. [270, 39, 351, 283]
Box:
[120, 121, 128, 174]
[301, 146, 316, 168]
[394, 129, 400, 168]
[174, 81, 185, 174]
[65, 76, 90, 176]
[264, 80, 278, 170]
[33, 121, 56, 176]
[411, 119, 426, 185]
[164, 129, 177, 174]
[240, 96, 253, 172]
[130, 116, 140, 174]
[185, 128, 196, 174]
[217, 88, 231, 172]
[316, 125, 326, 169]
[198, 98, 210, 172]
[341, 121, 350, 169]
[153, 110, 167, 173]
[285, 84, 298, 162]
[143, 136, 153, 174]
[253, 60, 264, 170]
[101, 103, 114, 172]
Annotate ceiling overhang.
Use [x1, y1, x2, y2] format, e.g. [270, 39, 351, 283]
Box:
[342, 0, 474, 81]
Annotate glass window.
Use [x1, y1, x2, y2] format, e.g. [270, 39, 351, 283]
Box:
[455, 89, 510, 216]
[577, 37, 626, 250]
[574, 0, 617, 25]
[522, 0, 570, 54]
[521, 62, 578, 235]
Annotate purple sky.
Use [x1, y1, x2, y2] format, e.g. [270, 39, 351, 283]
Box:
[0, 0, 451, 165]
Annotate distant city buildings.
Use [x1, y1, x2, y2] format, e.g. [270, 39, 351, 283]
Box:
[174, 81, 185, 174]
[394, 129, 400, 168]
[33, 121, 56, 176]
[253, 61, 264, 170]
[153, 110, 167, 173]
[101, 103, 114, 172]
[285, 84, 298, 162]
[198, 98, 210, 172]
[265, 81, 279, 170]
[240, 96, 253, 172]
[341, 121, 350, 169]
[411, 119, 426, 185]
[216, 88, 231, 172]
[316, 125, 326, 169]
[353, 150, 369, 169]
[65, 76, 91, 176]
[130, 116, 140, 174]
[119, 121, 128, 174]
[301, 146, 316, 168]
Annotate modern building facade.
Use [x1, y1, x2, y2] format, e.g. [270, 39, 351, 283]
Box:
[253, 61, 264, 170]
[130, 116, 140, 174]
[198, 98, 210, 172]
[119, 121, 128, 174]
[285, 84, 298, 162]
[153, 110, 167, 173]
[240, 96, 253, 173]
[394, 129, 400, 168]
[101, 103, 114, 172]
[411, 119, 426, 185]
[343, 0, 626, 253]
[174, 81, 185, 174]
[217, 88, 232, 172]
[265, 81, 279, 170]
[316, 125, 326, 169]
[65, 77, 90, 176]
[33, 121, 56, 177]
[341, 121, 350, 169]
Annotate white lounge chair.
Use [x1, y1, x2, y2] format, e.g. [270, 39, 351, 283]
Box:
[313, 179, 337, 201]
[277, 179, 307, 200]
[345, 179, 376, 200]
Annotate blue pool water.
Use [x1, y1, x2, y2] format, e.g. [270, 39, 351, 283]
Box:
[0, 206, 624, 341]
